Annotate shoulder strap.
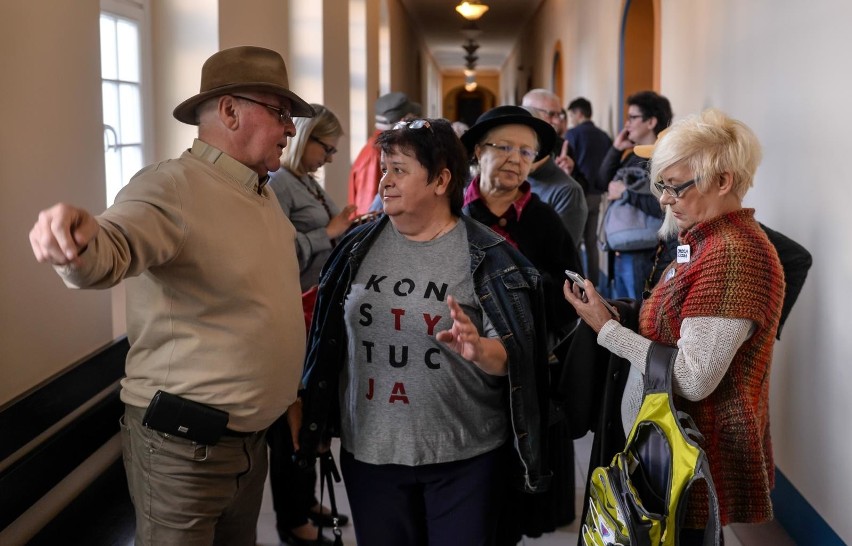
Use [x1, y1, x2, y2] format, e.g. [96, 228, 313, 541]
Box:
[318, 451, 344, 545]
[645, 342, 722, 546]
[642, 341, 678, 397]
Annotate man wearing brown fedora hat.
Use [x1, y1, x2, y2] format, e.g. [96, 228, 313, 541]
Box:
[28, 46, 312, 545]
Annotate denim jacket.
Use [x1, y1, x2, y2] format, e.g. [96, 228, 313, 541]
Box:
[298, 215, 552, 493]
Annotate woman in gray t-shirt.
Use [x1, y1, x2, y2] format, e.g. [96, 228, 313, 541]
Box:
[268, 104, 356, 292]
[297, 118, 551, 545]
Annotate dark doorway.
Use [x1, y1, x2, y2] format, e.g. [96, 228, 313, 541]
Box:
[457, 90, 485, 127]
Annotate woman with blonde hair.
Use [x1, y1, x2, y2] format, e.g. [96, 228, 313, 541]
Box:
[269, 103, 357, 291]
[565, 109, 785, 544]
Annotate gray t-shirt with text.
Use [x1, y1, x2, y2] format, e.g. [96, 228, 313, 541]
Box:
[339, 220, 507, 466]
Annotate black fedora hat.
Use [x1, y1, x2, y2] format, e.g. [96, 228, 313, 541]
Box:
[460, 105, 556, 161]
[173, 46, 314, 125]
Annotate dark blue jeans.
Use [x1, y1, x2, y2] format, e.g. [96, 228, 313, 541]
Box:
[340, 445, 507, 546]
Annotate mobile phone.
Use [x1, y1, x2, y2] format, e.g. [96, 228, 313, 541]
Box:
[565, 270, 620, 319]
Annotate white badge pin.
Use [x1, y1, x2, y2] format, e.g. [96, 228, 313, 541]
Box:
[676, 244, 691, 263]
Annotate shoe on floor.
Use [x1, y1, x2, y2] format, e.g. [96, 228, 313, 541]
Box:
[307, 505, 349, 527]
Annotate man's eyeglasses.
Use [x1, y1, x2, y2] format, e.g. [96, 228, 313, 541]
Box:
[310, 135, 338, 157]
[231, 95, 292, 124]
[527, 105, 566, 120]
[482, 142, 538, 162]
[626, 114, 645, 122]
[654, 178, 698, 198]
[393, 119, 432, 131]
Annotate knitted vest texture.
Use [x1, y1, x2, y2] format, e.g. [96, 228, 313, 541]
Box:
[639, 208, 785, 526]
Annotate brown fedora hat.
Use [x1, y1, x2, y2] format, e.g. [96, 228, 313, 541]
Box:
[173, 46, 314, 125]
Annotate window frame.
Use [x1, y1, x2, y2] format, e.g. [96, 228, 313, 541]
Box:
[100, 0, 153, 206]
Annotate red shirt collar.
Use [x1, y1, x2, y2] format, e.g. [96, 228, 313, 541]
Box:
[463, 177, 532, 220]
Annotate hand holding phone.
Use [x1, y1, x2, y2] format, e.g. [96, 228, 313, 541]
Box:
[565, 270, 620, 319]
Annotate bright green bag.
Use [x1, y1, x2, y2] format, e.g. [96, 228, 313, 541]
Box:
[582, 343, 721, 546]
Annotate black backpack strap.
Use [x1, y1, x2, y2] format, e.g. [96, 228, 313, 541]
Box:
[680, 454, 721, 546]
[647, 342, 722, 545]
[318, 451, 344, 545]
[643, 341, 678, 396]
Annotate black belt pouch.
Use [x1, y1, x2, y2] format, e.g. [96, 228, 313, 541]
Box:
[142, 390, 229, 445]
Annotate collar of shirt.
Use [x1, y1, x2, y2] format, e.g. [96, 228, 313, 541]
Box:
[463, 176, 533, 220]
[190, 139, 265, 193]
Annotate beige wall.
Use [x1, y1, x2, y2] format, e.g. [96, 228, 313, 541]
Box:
[523, 0, 623, 135]
[0, 0, 112, 405]
[525, 0, 849, 540]
[387, 0, 420, 102]
[150, 0, 217, 162]
[3, 1, 849, 541]
[658, 1, 849, 540]
[286, 0, 353, 207]
[219, 0, 288, 54]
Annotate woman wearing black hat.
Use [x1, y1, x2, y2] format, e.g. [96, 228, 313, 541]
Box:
[461, 106, 582, 348]
[294, 118, 551, 545]
[461, 105, 584, 542]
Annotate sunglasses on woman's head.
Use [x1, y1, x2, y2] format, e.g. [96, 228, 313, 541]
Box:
[392, 119, 432, 131]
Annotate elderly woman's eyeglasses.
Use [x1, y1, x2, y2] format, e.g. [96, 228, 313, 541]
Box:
[654, 178, 698, 198]
[231, 95, 293, 124]
[482, 142, 538, 162]
[310, 135, 338, 157]
[392, 119, 432, 131]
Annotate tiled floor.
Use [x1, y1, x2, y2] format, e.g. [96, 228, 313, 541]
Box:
[256, 434, 796, 545]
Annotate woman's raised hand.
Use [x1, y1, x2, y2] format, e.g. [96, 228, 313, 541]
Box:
[326, 204, 357, 239]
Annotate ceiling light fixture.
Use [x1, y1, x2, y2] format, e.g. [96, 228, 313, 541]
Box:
[460, 20, 482, 40]
[455, 1, 489, 21]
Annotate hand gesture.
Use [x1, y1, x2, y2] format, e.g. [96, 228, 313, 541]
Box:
[326, 204, 357, 239]
[554, 140, 575, 175]
[613, 127, 634, 151]
[436, 295, 509, 376]
[29, 203, 100, 267]
[436, 295, 482, 362]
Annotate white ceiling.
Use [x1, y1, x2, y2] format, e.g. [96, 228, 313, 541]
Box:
[397, 0, 545, 73]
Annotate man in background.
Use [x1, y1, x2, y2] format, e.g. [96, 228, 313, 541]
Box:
[522, 88, 577, 180]
[524, 104, 588, 249]
[349, 91, 420, 214]
[28, 46, 309, 546]
[565, 97, 612, 285]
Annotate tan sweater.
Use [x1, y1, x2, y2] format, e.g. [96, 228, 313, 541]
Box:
[57, 139, 305, 431]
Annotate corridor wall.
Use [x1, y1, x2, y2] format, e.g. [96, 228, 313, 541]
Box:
[660, 1, 849, 542]
[518, 0, 849, 542]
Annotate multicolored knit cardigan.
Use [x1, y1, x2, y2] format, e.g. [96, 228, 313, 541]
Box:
[639, 208, 785, 526]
